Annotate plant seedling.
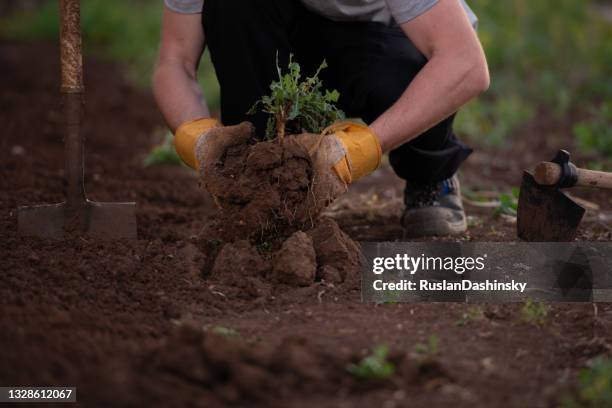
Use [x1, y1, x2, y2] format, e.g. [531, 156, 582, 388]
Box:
[248, 53, 345, 143]
[494, 187, 520, 217]
[456, 306, 485, 326]
[563, 358, 612, 408]
[520, 299, 549, 326]
[414, 334, 440, 361]
[347, 345, 395, 380]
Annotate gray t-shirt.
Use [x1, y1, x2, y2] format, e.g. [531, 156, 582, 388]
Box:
[164, 0, 477, 26]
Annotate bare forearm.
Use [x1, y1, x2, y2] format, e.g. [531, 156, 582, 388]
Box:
[369, 0, 489, 153]
[153, 62, 210, 132]
[370, 49, 488, 153]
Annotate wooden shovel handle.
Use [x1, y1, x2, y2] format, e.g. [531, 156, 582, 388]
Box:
[60, 0, 83, 93]
[60, 0, 86, 206]
[534, 162, 612, 189]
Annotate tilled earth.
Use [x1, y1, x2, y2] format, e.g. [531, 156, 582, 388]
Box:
[1, 41, 611, 407]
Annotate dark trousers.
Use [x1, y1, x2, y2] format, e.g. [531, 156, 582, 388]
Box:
[203, 0, 472, 184]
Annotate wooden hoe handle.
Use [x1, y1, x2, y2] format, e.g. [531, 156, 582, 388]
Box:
[534, 162, 612, 189]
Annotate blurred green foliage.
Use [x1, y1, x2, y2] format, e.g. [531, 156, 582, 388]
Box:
[142, 132, 181, 167]
[573, 101, 612, 156]
[1, 0, 610, 156]
[347, 345, 395, 380]
[494, 187, 520, 217]
[457, 0, 612, 151]
[520, 298, 550, 326]
[563, 358, 612, 408]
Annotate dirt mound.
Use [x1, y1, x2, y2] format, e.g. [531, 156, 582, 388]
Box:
[272, 231, 317, 286]
[138, 324, 344, 406]
[203, 217, 362, 296]
[131, 324, 456, 407]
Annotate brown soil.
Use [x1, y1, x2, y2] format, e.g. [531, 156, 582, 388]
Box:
[198, 122, 318, 242]
[1, 41, 612, 408]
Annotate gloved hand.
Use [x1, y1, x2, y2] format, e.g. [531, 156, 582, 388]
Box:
[173, 117, 221, 169]
[194, 122, 255, 198]
[293, 121, 382, 207]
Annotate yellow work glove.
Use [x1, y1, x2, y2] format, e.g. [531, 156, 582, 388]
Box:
[174, 117, 220, 169]
[324, 121, 382, 184]
[293, 121, 382, 209]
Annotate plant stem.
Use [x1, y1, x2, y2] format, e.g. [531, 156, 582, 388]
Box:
[276, 109, 286, 145]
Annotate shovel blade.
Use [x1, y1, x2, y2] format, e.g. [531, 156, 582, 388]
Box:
[86, 201, 137, 239]
[18, 200, 137, 239]
[517, 171, 585, 241]
[18, 202, 66, 239]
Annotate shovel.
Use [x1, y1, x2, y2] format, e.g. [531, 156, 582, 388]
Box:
[517, 150, 612, 241]
[17, 0, 136, 239]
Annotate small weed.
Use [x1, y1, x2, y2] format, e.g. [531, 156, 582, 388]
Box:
[563, 358, 612, 408]
[347, 345, 395, 380]
[211, 326, 240, 339]
[520, 299, 549, 326]
[456, 306, 485, 326]
[414, 334, 440, 361]
[143, 132, 181, 167]
[494, 187, 520, 217]
[248, 54, 345, 141]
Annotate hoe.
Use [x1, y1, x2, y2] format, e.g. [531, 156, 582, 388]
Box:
[17, 0, 136, 239]
[517, 150, 612, 241]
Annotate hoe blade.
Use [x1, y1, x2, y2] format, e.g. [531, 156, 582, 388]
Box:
[18, 201, 136, 239]
[517, 171, 585, 242]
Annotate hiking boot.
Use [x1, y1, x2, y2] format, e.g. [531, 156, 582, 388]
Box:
[401, 175, 467, 237]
